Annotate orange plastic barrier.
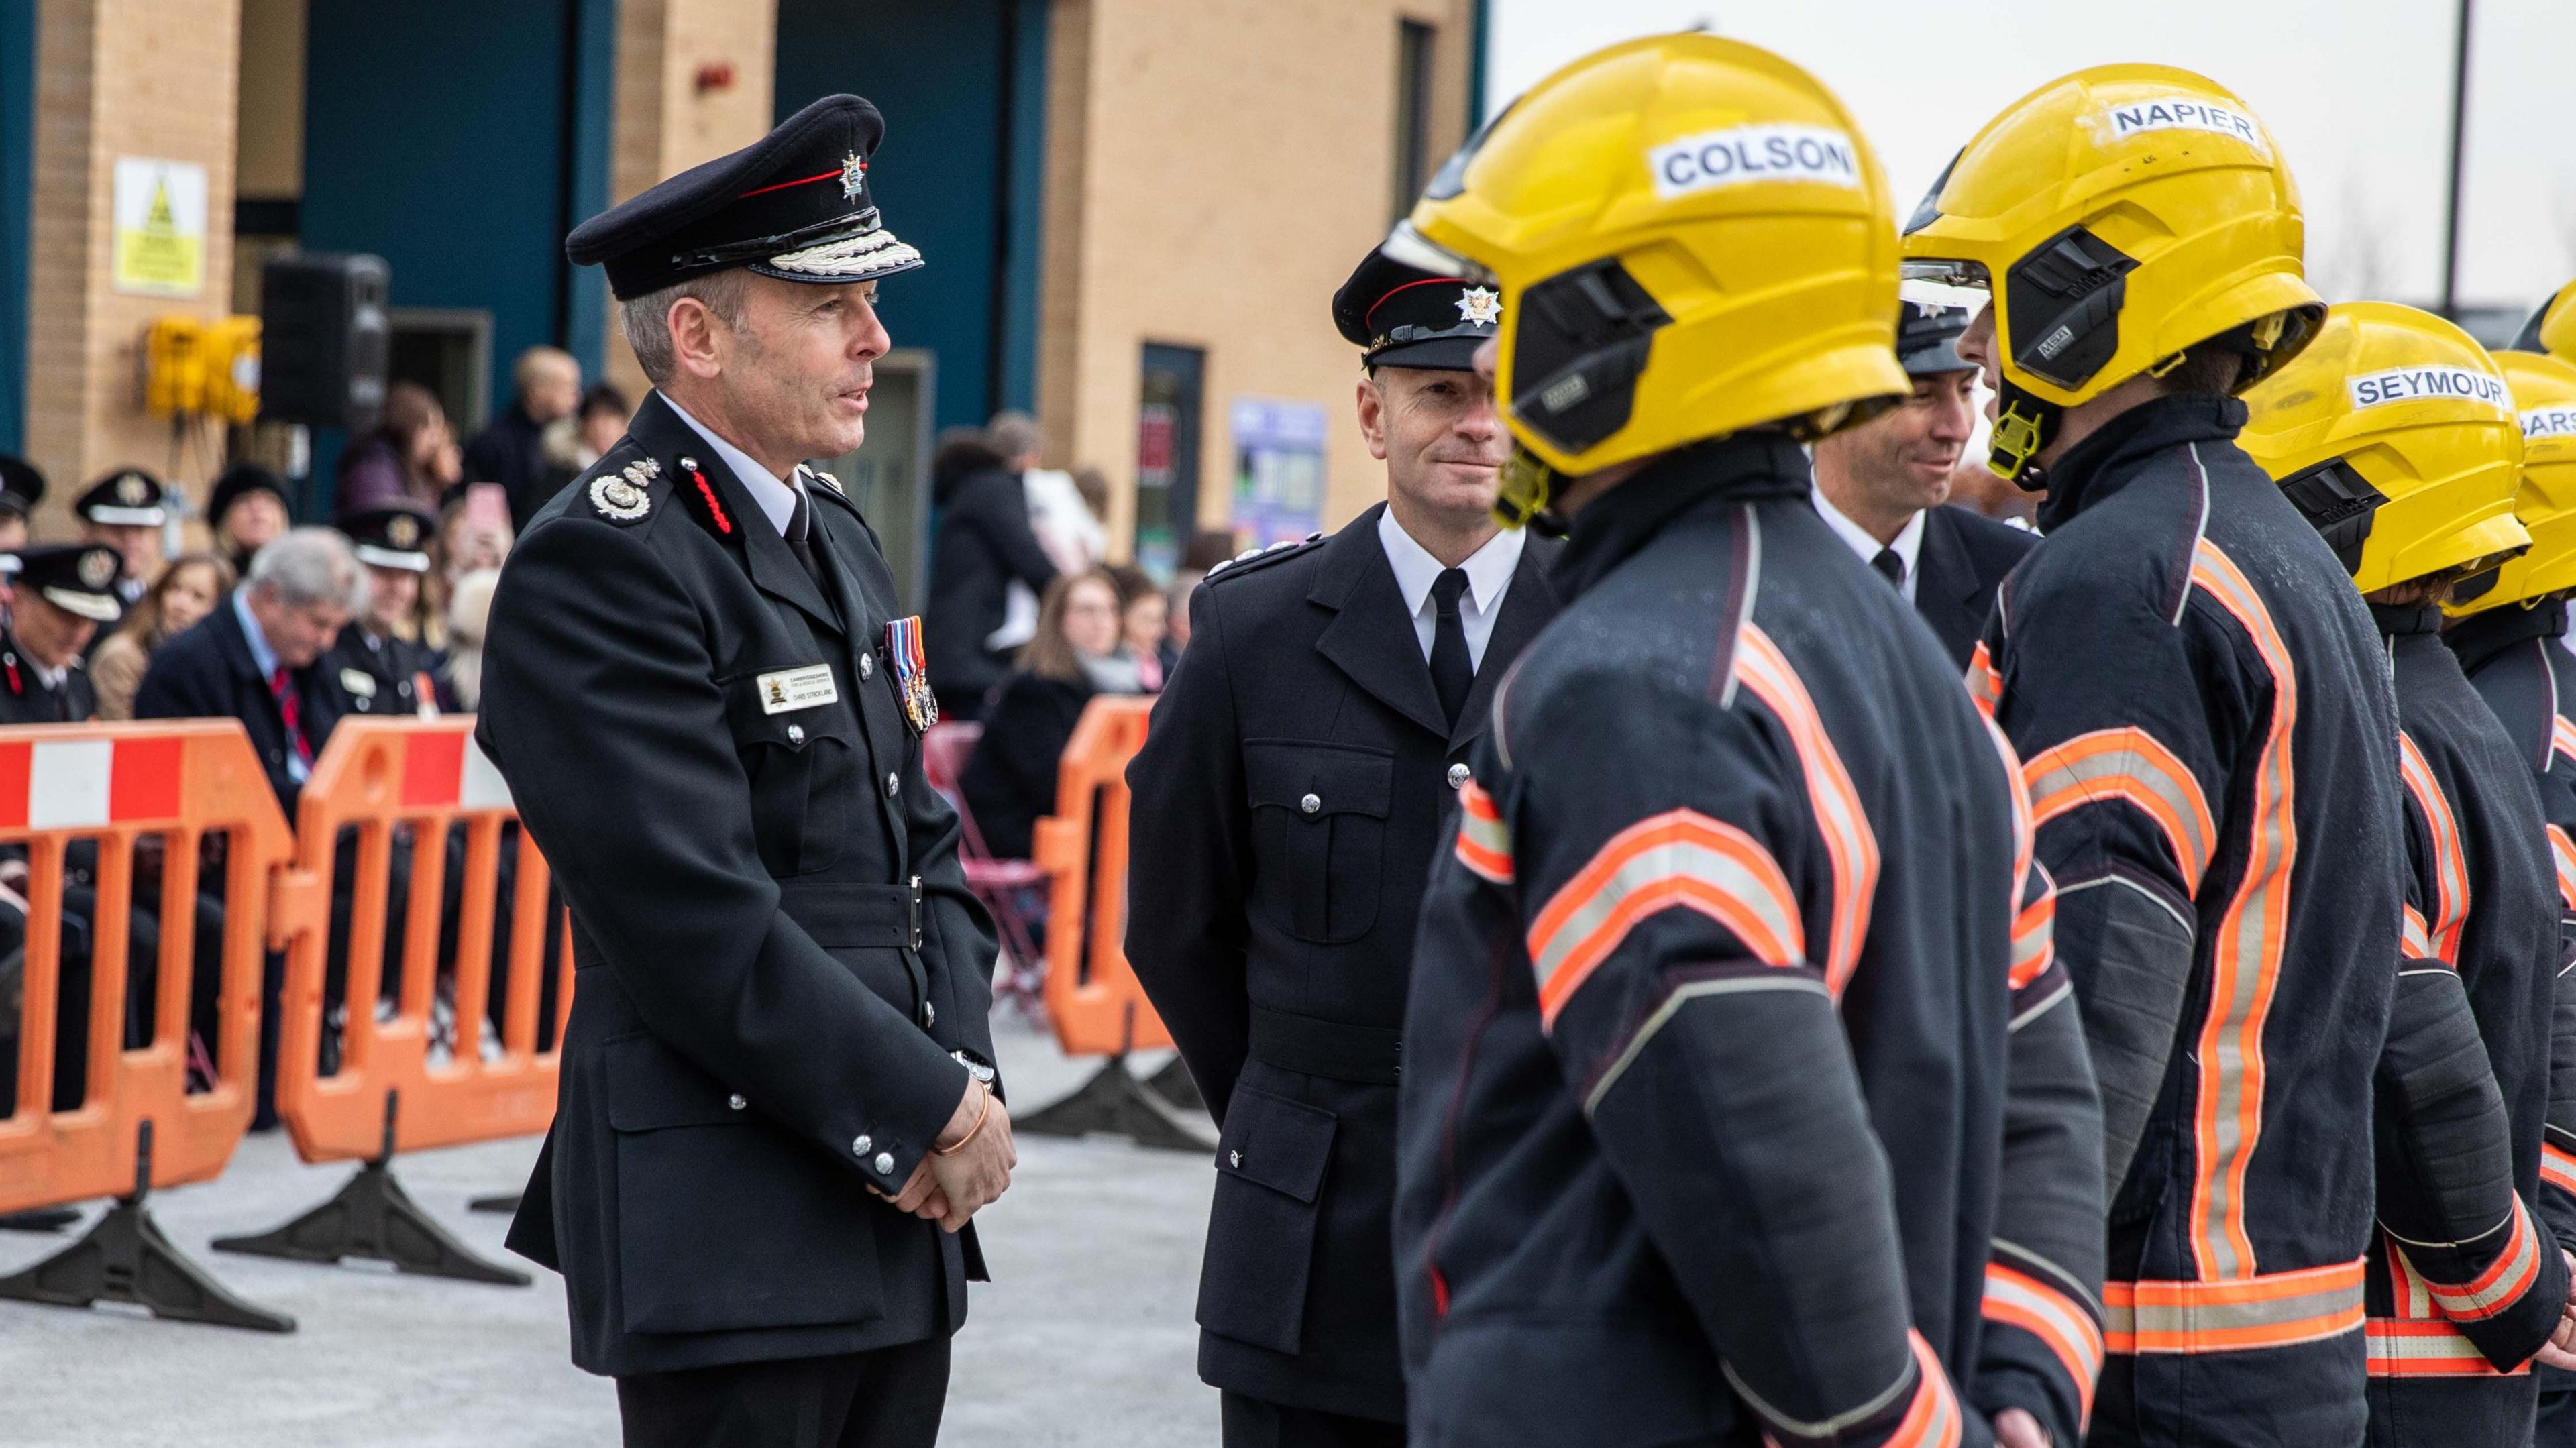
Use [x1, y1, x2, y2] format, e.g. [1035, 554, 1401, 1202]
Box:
[1030, 695, 1167, 1057]
[0, 720, 299, 1329]
[222, 716, 570, 1284]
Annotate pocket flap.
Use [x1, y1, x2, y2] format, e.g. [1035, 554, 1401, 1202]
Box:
[1244, 740, 1392, 820]
[1214, 1087, 1336, 1203]
[722, 669, 861, 750]
[606, 1034, 747, 1131]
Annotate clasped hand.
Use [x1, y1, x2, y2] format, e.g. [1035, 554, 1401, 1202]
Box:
[867, 1076, 1015, 1233]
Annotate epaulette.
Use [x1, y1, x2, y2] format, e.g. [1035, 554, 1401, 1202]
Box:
[667, 452, 744, 547]
[584, 453, 667, 528]
[1204, 531, 1325, 584]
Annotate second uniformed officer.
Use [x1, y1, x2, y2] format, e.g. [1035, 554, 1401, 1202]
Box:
[1122, 245, 1560, 1443]
[477, 95, 1012, 1448]
[323, 502, 447, 718]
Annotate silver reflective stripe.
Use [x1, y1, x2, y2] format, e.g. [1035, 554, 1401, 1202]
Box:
[1583, 974, 1826, 1115]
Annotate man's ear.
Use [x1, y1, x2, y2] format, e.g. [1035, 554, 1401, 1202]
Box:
[1355, 374, 1391, 463]
[669, 296, 724, 382]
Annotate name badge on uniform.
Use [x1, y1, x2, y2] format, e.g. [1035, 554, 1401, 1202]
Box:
[339, 667, 377, 699]
[756, 663, 839, 714]
[882, 616, 938, 734]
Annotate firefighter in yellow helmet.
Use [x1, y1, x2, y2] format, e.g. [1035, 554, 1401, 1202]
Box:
[2241, 303, 2576, 1445]
[1906, 67, 2414, 1445]
[2511, 283, 2576, 365]
[1391, 33, 2104, 1448]
[2438, 345, 2576, 1448]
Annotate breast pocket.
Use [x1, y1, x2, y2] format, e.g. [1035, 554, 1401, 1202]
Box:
[723, 671, 861, 877]
[1246, 740, 1393, 945]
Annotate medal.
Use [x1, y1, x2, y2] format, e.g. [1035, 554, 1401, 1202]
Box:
[882, 616, 938, 733]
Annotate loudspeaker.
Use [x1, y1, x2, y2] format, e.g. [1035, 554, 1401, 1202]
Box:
[258, 252, 390, 432]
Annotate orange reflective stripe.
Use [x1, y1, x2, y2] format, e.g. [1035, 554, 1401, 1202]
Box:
[1882, 1330, 1965, 1448]
[1527, 810, 1802, 1029]
[2555, 716, 2576, 771]
[2012, 889, 2057, 990]
[2397, 733, 2468, 965]
[1965, 639, 2003, 721]
[2365, 1318, 2528, 1377]
[1984, 1263, 2103, 1425]
[2401, 904, 2433, 961]
[1454, 779, 1512, 884]
[2548, 825, 2576, 912]
[1735, 625, 1878, 998]
[2023, 727, 2216, 890]
[2544, 1144, 2576, 1201]
[2185, 541, 2300, 1284]
[2102, 1260, 2366, 1355]
[2414, 1199, 2542, 1323]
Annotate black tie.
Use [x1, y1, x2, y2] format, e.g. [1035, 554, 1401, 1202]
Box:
[1430, 568, 1473, 728]
[785, 485, 830, 596]
[1871, 547, 1905, 590]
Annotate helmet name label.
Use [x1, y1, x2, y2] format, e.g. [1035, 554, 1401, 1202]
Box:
[2523, 406, 2576, 441]
[2348, 366, 2509, 413]
[2102, 98, 2268, 156]
[1648, 125, 1861, 200]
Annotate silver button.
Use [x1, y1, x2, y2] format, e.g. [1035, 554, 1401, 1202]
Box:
[885, 773, 900, 797]
[923, 1001, 936, 1026]
[1447, 763, 1470, 789]
[874, 1151, 895, 1174]
[728, 1094, 747, 1111]
[786, 724, 805, 745]
[859, 653, 873, 678]
[853, 1133, 873, 1156]
[1229, 1150, 1242, 1168]
[1300, 793, 1321, 815]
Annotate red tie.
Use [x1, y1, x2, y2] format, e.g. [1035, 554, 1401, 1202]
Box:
[270, 665, 313, 767]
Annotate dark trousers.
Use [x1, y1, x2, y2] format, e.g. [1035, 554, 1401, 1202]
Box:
[616, 1337, 951, 1448]
[1220, 1392, 1405, 1448]
[2537, 1377, 2576, 1447]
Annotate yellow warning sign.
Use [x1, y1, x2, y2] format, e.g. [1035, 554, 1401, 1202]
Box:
[112, 157, 206, 298]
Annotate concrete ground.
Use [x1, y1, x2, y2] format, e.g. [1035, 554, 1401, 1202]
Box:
[0, 1020, 1224, 1447]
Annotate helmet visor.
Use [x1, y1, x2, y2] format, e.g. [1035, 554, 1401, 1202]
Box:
[1377, 221, 1499, 290]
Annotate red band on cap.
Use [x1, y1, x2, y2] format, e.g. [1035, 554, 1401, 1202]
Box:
[1365, 276, 1462, 330]
[737, 168, 844, 200]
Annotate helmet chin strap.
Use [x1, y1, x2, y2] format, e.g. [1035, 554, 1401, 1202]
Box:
[1987, 378, 2063, 492]
[1492, 443, 1573, 537]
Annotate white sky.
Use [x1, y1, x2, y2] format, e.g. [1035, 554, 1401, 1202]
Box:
[1487, 0, 2576, 313]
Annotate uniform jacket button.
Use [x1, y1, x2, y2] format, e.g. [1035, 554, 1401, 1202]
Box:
[923, 1001, 936, 1026]
[859, 653, 874, 678]
[853, 1133, 873, 1156]
[874, 1152, 896, 1175]
[786, 723, 805, 745]
[885, 772, 900, 797]
[1447, 763, 1470, 788]
[1300, 792, 1321, 815]
[729, 1094, 748, 1111]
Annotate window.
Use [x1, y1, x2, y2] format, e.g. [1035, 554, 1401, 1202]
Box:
[1391, 20, 1437, 220]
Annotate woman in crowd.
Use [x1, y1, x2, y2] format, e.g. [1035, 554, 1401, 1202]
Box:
[335, 383, 462, 512]
[1105, 563, 1171, 691]
[87, 551, 234, 721]
[205, 464, 290, 576]
[961, 570, 1143, 860]
[421, 496, 513, 667]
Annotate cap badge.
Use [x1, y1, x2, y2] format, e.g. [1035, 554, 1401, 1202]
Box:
[77, 549, 116, 590]
[117, 473, 150, 505]
[1456, 287, 1503, 327]
[591, 474, 651, 522]
[386, 514, 421, 549]
[840, 152, 866, 201]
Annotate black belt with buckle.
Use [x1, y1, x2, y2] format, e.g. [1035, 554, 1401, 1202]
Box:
[1250, 1004, 1401, 1086]
[776, 878, 925, 952]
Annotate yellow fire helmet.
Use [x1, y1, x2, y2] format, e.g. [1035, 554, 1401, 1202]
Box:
[1384, 33, 1907, 524]
[1902, 65, 2324, 488]
[2238, 301, 2526, 596]
[2508, 282, 2576, 364]
[2447, 349, 2576, 617]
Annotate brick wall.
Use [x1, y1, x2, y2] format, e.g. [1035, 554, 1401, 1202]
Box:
[1038, 0, 1477, 554]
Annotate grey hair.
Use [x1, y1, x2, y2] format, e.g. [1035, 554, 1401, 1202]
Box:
[618, 270, 753, 385]
[987, 409, 1043, 463]
[246, 526, 370, 614]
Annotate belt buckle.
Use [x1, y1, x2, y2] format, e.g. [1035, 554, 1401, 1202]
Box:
[907, 874, 924, 950]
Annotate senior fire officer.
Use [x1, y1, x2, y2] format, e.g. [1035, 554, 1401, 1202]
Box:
[1123, 243, 1560, 1445]
[1810, 292, 2037, 667]
[476, 95, 1012, 1448]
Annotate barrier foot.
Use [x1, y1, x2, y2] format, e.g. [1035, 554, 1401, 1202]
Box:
[467, 1193, 521, 1215]
[211, 1161, 531, 1287]
[0, 1207, 82, 1233]
[0, 1123, 297, 1333]
[1016, 1054, 1213, 1152]
[1142, 1056, 1205, 1115]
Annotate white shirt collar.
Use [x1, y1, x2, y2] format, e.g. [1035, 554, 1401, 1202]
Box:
[1811, 484, 1926, 577]
[1377, 506, 1526, 621]
[661, 392, 804, 537]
